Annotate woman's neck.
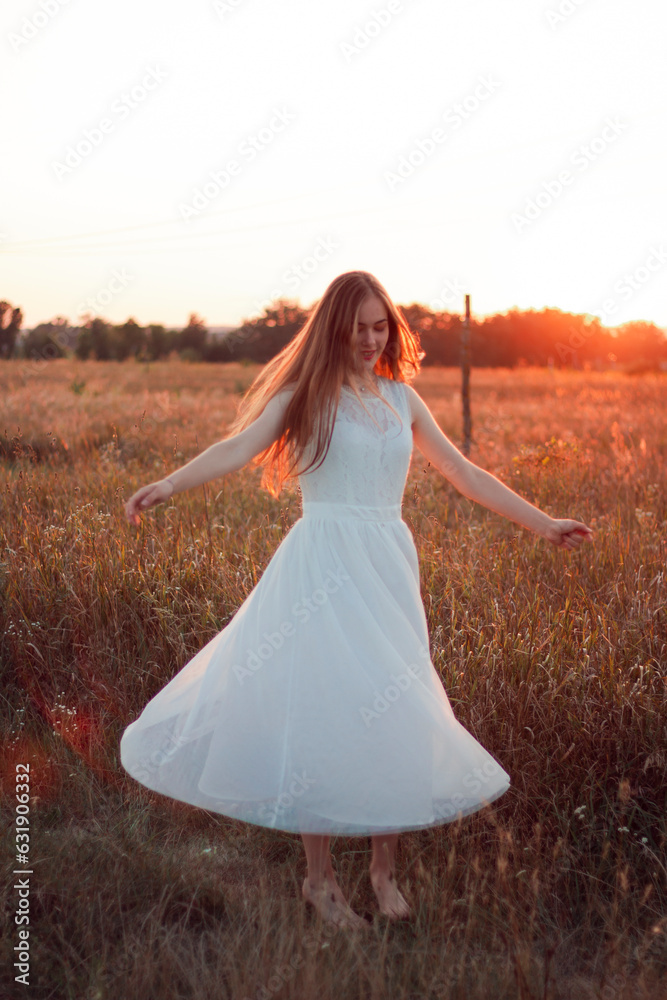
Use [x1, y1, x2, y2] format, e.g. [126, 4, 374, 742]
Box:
[341, 371, 380, 389]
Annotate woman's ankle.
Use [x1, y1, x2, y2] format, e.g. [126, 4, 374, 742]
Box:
[304, 871, 336, 890]
[369, 863, 394, 881]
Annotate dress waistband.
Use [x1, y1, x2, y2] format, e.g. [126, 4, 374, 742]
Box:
[301, 500, 402, 522]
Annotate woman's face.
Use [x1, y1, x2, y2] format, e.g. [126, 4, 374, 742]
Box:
[350, 294, 389, 375]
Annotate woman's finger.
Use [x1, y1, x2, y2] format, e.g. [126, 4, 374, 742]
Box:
[125, 482, 168, 522]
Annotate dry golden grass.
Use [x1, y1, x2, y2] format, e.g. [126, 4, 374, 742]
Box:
[1, 359, 665, 1000]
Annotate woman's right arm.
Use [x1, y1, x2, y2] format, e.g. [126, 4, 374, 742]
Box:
[405, 384, 593, 549]
[124, 387, 294, 524]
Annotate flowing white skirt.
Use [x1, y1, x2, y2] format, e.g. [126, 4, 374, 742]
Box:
[120, 500, 510, 835]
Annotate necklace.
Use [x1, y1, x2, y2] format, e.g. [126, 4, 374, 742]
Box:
[342, 374, 379, 393]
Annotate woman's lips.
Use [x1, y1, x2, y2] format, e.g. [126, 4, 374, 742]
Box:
[361, 351, 375, 358]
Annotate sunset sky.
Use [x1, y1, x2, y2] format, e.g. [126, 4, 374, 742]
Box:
[2, 0, 666, 331]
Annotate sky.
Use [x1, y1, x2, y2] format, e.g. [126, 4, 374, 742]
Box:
[2, 0, 666, 331]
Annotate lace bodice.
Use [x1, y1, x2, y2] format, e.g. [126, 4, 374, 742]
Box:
[297, 377, 413, 508]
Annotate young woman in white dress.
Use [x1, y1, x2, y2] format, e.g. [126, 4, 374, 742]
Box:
[124, 271, 593, 930]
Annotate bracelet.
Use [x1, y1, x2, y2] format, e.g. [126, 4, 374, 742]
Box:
[165, 477, 176, 494]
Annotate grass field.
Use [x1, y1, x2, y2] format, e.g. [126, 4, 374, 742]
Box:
[1, 359, 665, 1000]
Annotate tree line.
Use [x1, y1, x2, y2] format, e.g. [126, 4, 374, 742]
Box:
[2, 298, 666, 370]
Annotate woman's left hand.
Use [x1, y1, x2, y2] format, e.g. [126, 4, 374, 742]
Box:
[544, 519, 594, 550]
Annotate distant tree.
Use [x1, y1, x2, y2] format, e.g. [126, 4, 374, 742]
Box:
[14, 299, 665, 369]
[145, 324, 175, 360]
[22, 319, 72, 362]
[612, 320, 667, 366]
[178, 313, 208, 359]
[203, 335, 236, 363]
[112, 317, 146, 360]
[74, 327, 93, 360]
[0, 300, 23, 359]
[47, 316, 77, 352]
[474, 310, 519, 367]
[214, 300, 310, 364]
[401, 303, 463, 366]
[78, 317, 113, 360]
[474, 307, 614, 368]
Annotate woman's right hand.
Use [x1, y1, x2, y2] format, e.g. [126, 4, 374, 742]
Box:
[124, 479, 174, 525]
[543, 518, 594, 550]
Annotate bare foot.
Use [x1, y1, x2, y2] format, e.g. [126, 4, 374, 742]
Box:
[369, 869, 411, 920]
[302, 876, 368, 930]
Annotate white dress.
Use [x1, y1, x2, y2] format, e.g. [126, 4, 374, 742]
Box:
[120, 375, 510, 835]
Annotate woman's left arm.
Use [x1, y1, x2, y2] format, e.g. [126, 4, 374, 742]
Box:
[405, 385, 594, 550]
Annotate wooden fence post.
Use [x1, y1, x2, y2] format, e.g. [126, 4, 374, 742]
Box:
[461, 293, 471, 456]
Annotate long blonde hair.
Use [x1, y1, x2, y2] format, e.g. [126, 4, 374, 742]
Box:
[227, 270, 424, 498]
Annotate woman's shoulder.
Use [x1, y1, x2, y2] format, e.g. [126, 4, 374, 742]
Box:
[379, 375, 409, 398]
[274, 381, 298, 399]
[379, 376, 413, 417]
[380, 376, 419, 423]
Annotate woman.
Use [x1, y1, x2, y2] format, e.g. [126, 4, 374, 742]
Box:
[122, 271, 593, 930]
